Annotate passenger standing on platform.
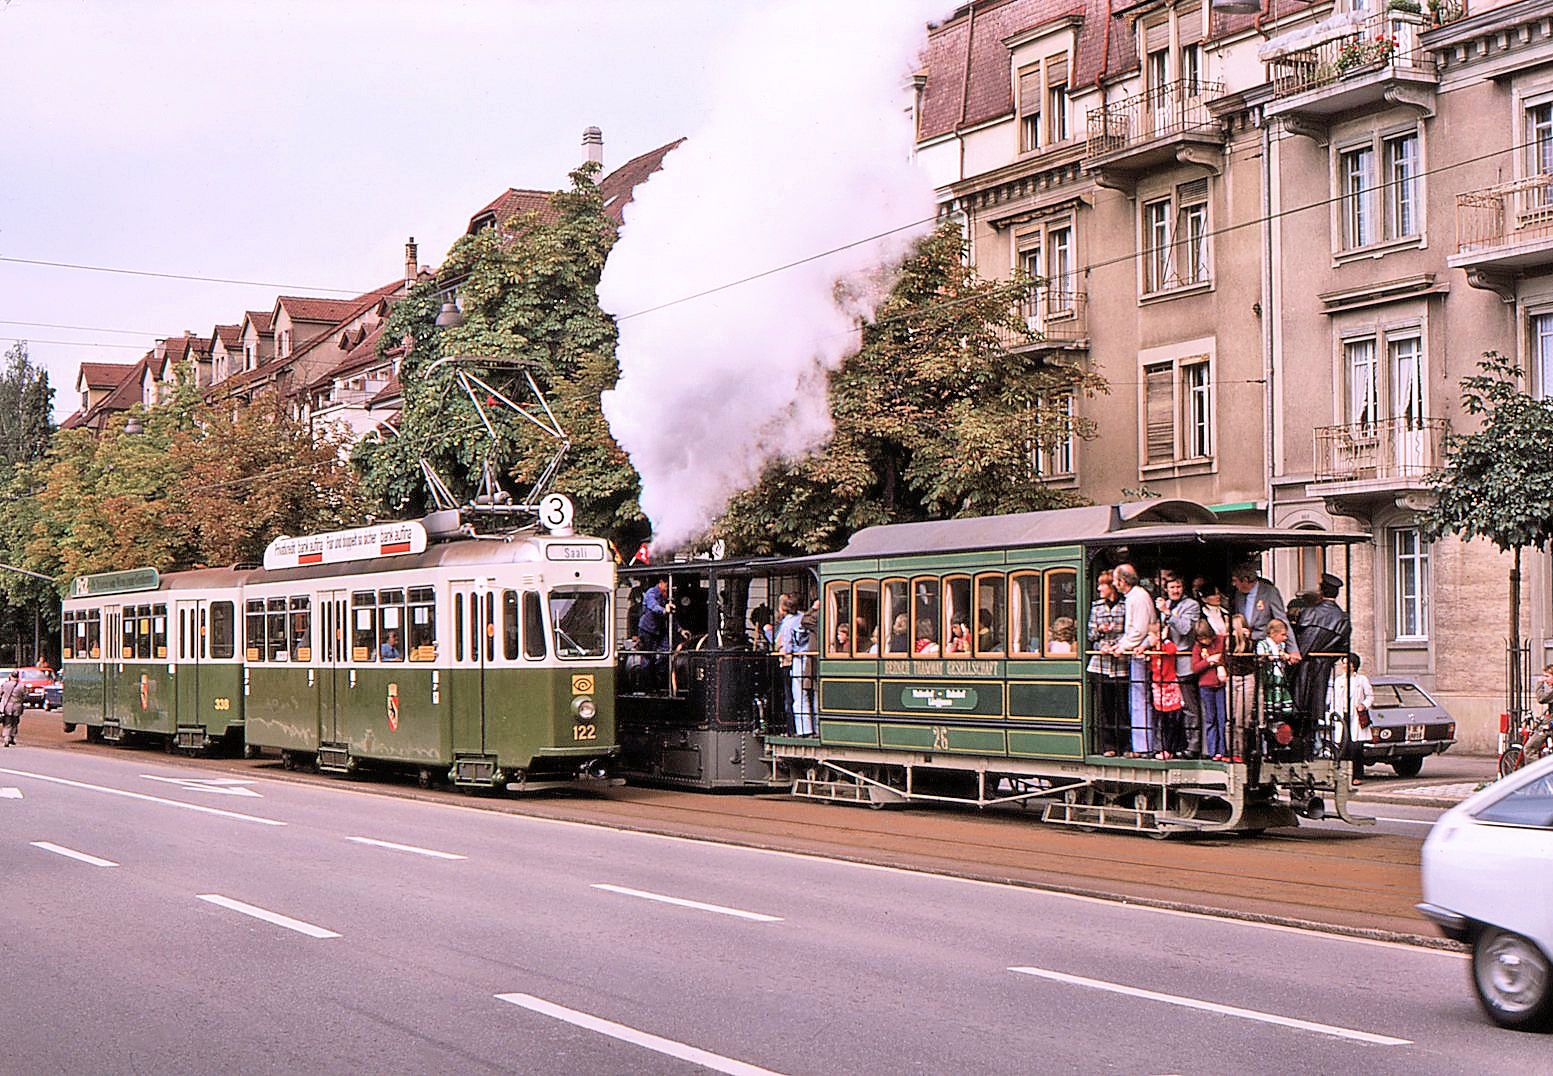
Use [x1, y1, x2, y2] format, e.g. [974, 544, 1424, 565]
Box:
[1199, 585, 1229, 636]
[1159, 577, 1203, 757]
[1225, 614, 1257, 761]
[1192, 619, 1228, 760]
[792, 603, 818, 736]
[1257, 619, 1297, 721]
[1328, 653, 1374, 787]
[1231, 562, 1300, 660]
[1293, 573, 1352, 730]
[1113, 563, 1156, 756]
[774, 595, 800, 727]
[0, 670, 22, 747]
[1148, 623, 1183, 760]
[1086, 571, 1127, 756]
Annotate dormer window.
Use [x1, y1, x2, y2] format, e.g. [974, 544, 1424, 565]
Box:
[81, 390, 88, 412]
[1018, 51, 1073, 153]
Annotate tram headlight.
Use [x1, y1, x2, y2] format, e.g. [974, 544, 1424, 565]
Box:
[573, 696, 597, 720]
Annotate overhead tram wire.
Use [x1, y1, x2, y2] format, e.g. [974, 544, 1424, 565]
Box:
[3, 135, 1545, 353]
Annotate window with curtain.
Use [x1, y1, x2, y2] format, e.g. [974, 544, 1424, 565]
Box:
[1392, 528, 1429, 640]
[1534, 312, 1553, 399]
[1389, 335, 1423, 429]
[1144, 199, 1171, 293]
[1384, 133, 1418, 239]
[1183, 362, 1212, 458]
[1346, 338, 1378, 431]
[1341, 146, 1375, 249]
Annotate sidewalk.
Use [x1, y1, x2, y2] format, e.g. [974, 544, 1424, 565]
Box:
[1351, 751, 1496, 809]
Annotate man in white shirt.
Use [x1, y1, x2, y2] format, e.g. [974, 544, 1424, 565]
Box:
[1114, 563, 1157, 755]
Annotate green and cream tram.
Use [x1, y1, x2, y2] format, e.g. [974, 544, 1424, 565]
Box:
[766, 500, 1369, 835]
[61, 518, 618, 791]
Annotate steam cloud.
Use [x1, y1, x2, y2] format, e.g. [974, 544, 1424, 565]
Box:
[599, 0, 944, 551]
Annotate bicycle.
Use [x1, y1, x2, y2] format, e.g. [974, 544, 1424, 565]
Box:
[1499, 714, 1553, 777]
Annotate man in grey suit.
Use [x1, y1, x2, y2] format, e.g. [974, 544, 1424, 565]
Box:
[1230, 562, 1301, 660]
[1158, 576, 1203, 756]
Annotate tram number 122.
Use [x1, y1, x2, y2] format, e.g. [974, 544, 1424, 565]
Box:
[573, 723, 597, 741]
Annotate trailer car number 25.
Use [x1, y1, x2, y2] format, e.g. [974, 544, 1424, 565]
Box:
[573, 723, 597, 741]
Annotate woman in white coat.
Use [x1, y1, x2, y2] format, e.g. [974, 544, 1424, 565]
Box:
[1326, 653, 1374, 787]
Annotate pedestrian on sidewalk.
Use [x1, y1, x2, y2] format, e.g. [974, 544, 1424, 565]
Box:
[0, 669, 24, 746]
[1327, 653, 1374, 787]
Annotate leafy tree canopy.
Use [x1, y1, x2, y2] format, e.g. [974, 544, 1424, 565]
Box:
[353, 163, 643, 542]
[714, 222, 1107, 555]
[1419, 353, 1553, 552]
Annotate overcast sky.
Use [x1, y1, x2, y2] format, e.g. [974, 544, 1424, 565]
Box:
[0, 0, 741, 420]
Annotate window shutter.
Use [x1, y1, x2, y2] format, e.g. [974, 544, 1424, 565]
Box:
[1144, 20, 1170, 55]
[1177, 177, 1209, 203]
[1045, 53, 1069, 88]
[1144, 364, 1176, 463]
[1018, 66, 1042, 115]
[1179, 3, 1204, 45]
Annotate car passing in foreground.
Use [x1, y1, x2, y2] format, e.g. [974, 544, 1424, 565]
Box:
[18, 666, 56, 709]
[1419, 754, 1553, 1031]
[1363, 676, 1457, 779]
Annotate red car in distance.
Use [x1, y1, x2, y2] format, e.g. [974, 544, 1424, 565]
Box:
[17, 666, 57, 709]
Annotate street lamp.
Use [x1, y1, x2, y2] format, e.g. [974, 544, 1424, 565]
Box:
[123, 415, 144, 436]
[435, 298, 465, 329]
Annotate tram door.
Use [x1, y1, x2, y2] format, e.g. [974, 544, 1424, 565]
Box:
[318, 589, 349, 745]
[175, 599, 202, 725]
[103, 606, 121, 725]
[449, 582, 494, 756]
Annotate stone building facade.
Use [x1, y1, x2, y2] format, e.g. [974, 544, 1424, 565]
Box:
[916, 0, 1553, 749]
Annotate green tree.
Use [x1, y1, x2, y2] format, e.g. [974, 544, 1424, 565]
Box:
[354, 164, 642, 542]
[715, 222, 1107, 554]
[0, 342, 57, 659]
[1418, 352, 1553, 717]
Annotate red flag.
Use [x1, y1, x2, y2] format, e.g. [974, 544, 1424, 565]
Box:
[630, 541, 652, 566]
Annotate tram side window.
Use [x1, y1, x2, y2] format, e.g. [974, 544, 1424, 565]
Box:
[152, 604, 167, 659]
[975, 574, 1007, 657]
[503, 591, 520, 660]
[408, 587, 436, 661]
[61, 612, 74, 660]
[1044, 569, 1079, 657]
[87, 612, 101, 659]
[943, 575, 972, 655]
[1010, 572, 1043, 658]
[122, 609, 136, 660]
[484, 592, 497, 662]
[289, 597, 311, 661]
[377, 588, 405, 662]
[453, 592, 465, 662]
[854, 581, 880, 656]
[881, 579, 910, 657]
[210, 601, 235, 659]
[523, 591, 546, 659]
[911, 577, 940, 656]
[825, 581, 853, 657]
[135, 607, 153, 660]
[263, 597, 285, 662]
[245, 600, 266, 661]
[351, 591, 377, 662]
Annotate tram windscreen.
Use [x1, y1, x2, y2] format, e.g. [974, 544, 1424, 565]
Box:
[548, 591, 608, 658]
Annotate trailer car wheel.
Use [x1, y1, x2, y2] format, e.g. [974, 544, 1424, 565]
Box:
[1391, 755, 1424, 779]
[418, 767, 432, 790]
[62, 723, 76, 734]
[1473, 928, 1553, 1031]
[244, 744, 259, 760]
[280, 751, 294, 771]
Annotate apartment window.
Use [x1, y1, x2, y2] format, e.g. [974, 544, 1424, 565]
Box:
[1144, 199, 1171, 293]
[1142, 356, 1213, 466]
[1034, 393, 1075, 477]
[1346, 337, 1379, 430]
[1045, 53, 1069, 144]
[1533, 312, 1553, 398]
[1340, 131, 1421, 249]
[1390, 335, 1424, 429]
[1181, 42, 1202, 94]
[1384, 133, 1418, 240]
[1048, 226, 1073, 308]
[1392, 527, 1429, 640]
[1142, 181, 1210, 294]
[1018, 64, 1042, 152]
[1183, 361, 1212, 458]
[1528, 102, 1553, 177]
[1341, 145, 1375, 249]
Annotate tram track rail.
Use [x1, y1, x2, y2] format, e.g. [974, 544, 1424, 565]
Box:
[31, 720, 1441, 945]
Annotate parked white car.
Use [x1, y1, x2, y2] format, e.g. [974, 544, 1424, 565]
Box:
[1419, 754, 1553, 1031]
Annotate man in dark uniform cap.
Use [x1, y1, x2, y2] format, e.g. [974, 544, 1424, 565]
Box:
[1293, 572, 1352, 735]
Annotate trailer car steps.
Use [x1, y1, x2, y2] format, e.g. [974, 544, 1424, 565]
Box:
[317, 742, 353, 774]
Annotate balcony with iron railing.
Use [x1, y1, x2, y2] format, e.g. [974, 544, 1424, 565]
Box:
[1310, 416, 1448, 499]
[1085, 79, 1225, 191]
[1264, 9, 1436, 124]
[991, 288, 1088, 353]
[1449, 174, 1553, 288]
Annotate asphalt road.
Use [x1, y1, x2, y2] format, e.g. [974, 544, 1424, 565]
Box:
[0, 741, 1542, 1074]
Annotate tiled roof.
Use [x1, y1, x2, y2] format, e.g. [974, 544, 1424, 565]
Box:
[467, 188, 560, 234]
[275, 296, 364, 324]
[98, 355, 152, 413]
[212, 324, 242, 349]
[243, 310, 274, 334]
[59, 410, 85, 430]
[368, 372, 401, 407]
[181, 335, 212, 358]
[78, 361, 138, 389]
[598, 138, 684, 224]
[309, 321, 390, 391]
